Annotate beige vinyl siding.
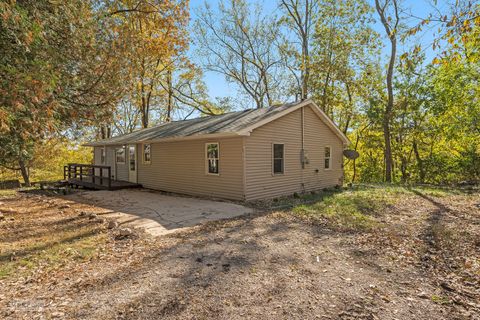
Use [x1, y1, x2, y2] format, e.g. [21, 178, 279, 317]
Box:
[93, 147, 103, 166]
[104, 147, 116, 180]
[244, 109, 303, 200]
[137, 137, 245, 200]
[94, 146, 128, 181]
[302, 106, 344, 191]
[244, 105, 344, 201]
[93, 146, 104, 177]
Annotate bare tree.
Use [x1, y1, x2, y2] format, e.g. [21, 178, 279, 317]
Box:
[280, 0, 318, 99]
[194, 0, 285, 109]
[375, 0, 400, 183]
[112, 99, 142, 135]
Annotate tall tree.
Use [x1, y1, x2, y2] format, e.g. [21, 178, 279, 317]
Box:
[374, 0, 400, 182]
[107, 0, 190, 128]
[194, 0, 285, 109]
[279, 0, 318, 99]
[0, 0, 124, 185]
[309, 0, 380, 132]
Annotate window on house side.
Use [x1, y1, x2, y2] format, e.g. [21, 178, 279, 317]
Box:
[143, 144, 151, 164]
[325, 146, 331, 169]
[116, 147, 125, 164]
[273, 144, 284, 174]
[100, 147, 106, 164]
[206, 143, 219, 174]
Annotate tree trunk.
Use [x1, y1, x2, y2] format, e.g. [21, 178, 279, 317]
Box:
[262, 69, 272, 107]
[343, 83, 353, 134]
[413, 140, 425, 183]
[383, 44, 395, 182]
[141, 85, 149, 129]
[166, 69, 173, 122]
[100, 125, 111, 139]
[375, 0, 398, 183]
[400, 155, 408, 183]
[352, 133, 361, 183]
[302, 37, 309, 99]
[19, 158, 30, 187]
[281, 0, 311, 100]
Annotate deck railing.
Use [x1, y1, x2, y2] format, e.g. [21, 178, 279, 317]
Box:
[64, 163, 112, 189]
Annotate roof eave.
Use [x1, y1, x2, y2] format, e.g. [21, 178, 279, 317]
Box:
[83, 132, 247, 147]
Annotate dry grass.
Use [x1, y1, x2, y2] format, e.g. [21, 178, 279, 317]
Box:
[0, 191, 109, 280]
[0, 184, 478, 319]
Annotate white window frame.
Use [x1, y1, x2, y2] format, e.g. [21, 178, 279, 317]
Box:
[324, 146, 332, 170]
[115, 146, 126, 164]
[205, 142, 220, 175]
[142, 143, 151, 165]
[272, 143, 285, 175]
[100, 147, 106, 165]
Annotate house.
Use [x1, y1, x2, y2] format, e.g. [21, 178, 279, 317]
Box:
[84, 99, 350, 201]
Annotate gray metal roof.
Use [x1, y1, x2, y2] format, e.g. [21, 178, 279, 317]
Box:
[86, 101, 299, 146]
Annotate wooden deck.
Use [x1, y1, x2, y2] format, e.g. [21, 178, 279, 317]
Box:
[64, 163, 141, 191]
[68, 176, 141, 190]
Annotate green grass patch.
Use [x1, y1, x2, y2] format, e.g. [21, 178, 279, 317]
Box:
[288, 183, 471, 231]
[291, 186, 404, 231]
[360, 183, 469, 197]
[0, 189, 17, 198]
[431, 295, 451, 305]
[0, 231, 107, 279]
[0, 263, 16, 278]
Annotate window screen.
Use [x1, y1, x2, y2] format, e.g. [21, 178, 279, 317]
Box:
[325, 146, 331, 169]
[129, 146, 135, 171]
[273, 144, 284, 174]
[143, 144, 151, 164]
[116, 147, 125, 163]
[100, 148, 106, 164]
[206, 143, 219, 174]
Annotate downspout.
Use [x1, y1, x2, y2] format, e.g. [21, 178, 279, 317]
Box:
[301, 107, 305, 167]
[301, 107, 306, 193]
[242, 137, 247, 201]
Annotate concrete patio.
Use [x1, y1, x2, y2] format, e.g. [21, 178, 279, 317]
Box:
[66, 189, 254, 236]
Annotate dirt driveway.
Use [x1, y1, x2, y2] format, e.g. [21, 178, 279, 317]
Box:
[66, 189, 254, 236]
[1, 186, 478, 319]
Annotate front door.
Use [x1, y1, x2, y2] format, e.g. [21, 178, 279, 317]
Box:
[128, 145, 137, 183]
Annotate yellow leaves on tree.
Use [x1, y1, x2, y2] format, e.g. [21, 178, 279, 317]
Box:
[109, 0, 190, 127]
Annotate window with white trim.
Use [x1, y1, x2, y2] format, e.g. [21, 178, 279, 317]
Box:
[143, 144, 151, 164]
[273, 144, 284, 174]
[324, 146, 331, 169]
[100, 147, 106, 164]
[116, 147, 125, 164]
[206, 143, 219, 174]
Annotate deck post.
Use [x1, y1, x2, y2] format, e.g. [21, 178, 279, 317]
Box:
[108, 167, 111, 189]
[80, 166, 83, 181]
[99, 167, 103, 186]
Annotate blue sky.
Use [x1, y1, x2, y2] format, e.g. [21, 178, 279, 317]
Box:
[188, 0, 448, 105]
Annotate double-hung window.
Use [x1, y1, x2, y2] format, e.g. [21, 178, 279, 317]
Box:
[206, 143, 219, 174]
[143, 144, 151, 164]
[273, 144, 284, 174]
[100, 147, 106, 164]
[324, 146, 331, 169]
[116, 147, 125, 164]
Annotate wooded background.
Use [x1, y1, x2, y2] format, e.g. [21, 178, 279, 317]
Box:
[0, 0, 478, 186]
